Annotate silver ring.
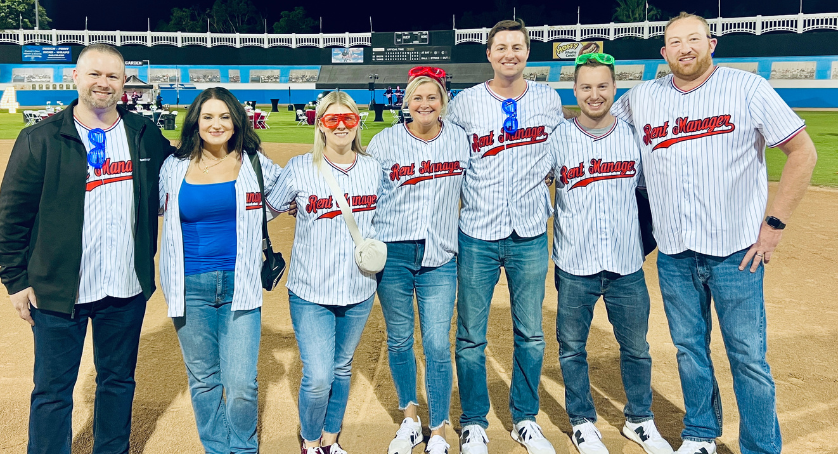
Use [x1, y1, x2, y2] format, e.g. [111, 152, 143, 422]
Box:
[756, 253, 764, 257]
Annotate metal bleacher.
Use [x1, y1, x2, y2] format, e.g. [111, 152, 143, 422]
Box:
[316, 64, 495, 90]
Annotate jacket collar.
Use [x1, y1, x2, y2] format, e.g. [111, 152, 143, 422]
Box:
[59, 99, 144, 142]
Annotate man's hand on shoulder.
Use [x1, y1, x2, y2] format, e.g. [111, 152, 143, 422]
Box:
[10, 287, 37, 326]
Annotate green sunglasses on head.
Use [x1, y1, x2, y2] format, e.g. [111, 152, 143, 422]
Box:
[575, 52, 615, 66]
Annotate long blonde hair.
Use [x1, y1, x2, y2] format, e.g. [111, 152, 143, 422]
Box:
[403, 76, 448, 118]
[311, 91, 366, 167]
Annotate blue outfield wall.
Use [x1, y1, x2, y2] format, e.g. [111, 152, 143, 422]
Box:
[11, 87, 838, 109]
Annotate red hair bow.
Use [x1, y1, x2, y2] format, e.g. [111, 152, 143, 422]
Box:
[408, 66, 446, 87]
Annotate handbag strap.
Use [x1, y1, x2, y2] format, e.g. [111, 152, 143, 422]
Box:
[248, 151, 272, 252]
[317, 158, 363, 246]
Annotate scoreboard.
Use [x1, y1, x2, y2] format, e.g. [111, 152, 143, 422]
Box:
[371, 46, 451, 63]
[394, 32, 429, 45]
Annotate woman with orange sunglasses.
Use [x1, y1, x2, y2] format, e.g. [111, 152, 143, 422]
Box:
[366, 66, 470, 454]
[265, 91, 380, 454]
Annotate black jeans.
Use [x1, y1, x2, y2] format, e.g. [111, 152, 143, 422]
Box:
[29, 294, 146, 454]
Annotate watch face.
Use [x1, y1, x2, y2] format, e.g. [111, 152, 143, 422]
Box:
[766, 216, 785, 229]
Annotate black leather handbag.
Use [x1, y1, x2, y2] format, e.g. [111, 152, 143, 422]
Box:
[249, 152, 286, 290]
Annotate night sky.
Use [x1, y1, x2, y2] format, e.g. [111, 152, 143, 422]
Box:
[40, 0, 836, 33]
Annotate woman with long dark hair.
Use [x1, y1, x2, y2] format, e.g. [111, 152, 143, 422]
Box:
[158, 87, 283, 453]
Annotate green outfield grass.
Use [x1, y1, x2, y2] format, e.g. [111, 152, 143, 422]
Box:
[1, 108, 835, 187]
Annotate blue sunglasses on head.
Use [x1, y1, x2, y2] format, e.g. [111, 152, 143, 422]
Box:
[87, 128, 106, 169]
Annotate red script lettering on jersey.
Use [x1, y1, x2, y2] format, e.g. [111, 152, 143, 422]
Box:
[643, 115, 735, 150]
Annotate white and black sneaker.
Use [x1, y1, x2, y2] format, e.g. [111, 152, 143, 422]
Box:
[389, 416, 423, 454]
[459, 424, 489, 454]
[570, 420, 609, 454]
[511, 420, 556, 454]
[622, 420, 673, 454]
[674, 440, 716, 454]
[425, 434, 449, 454]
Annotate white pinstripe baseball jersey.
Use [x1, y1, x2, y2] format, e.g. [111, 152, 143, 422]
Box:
[366, 121, 469, 268]
[447, 80, 564, 241]
[266, 153, 380, 306]
[158, 152, 283, 318]
[552, 118, 644, 276]
[75, 117, 142, 304]
[611, 66, 806, 257]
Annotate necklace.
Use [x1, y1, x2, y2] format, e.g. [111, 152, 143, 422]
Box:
[200, 151, 231, 173]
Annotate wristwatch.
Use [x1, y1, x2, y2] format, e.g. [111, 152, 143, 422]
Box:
[765, 216, 786, 230]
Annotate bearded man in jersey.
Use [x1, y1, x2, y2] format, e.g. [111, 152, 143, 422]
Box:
[611, 12, 817, 454]
[0, 44, 174, 453]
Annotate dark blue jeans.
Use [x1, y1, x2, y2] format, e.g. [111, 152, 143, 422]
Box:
[29, 293, 146, 454]
[376, 240, 457, 430]
[657, 249, 781, 454]
[455, 230, 548, 429]
[554, 267, 654, 426]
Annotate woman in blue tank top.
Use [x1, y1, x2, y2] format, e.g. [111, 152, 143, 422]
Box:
[158, 87, 284, 453]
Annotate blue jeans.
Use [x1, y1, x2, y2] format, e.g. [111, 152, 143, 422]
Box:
[376, 240, 456, 430]
[289, 291, 374, 442]
[657, 249, 781, 454]
[555, 267, 654, 426]
[173, 271, 261, 454]
[28, 293, 146, 454]
[455, 230, 548, 429]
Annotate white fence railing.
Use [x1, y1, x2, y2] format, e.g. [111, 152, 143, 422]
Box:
[456, 12, 838, 44]
[0, 13, 835, 48]
[0, 30, 372, 48]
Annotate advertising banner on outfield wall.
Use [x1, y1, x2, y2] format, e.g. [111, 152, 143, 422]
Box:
[552, 41, 604, 60]
[22, 46, 72, 62]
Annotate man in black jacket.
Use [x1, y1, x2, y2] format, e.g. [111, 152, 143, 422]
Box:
[0, 43, 174, 454]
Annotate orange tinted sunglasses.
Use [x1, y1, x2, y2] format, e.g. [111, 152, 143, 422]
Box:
[320, 113, 360, 129]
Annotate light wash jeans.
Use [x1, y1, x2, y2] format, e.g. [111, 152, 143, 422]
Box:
[555, 267, 654, 426]
[174, 270, 261, 454]
[376, 240, 456, 430]
[657, 249, 781, 454]
[289, 291, 374, 442]
[455, 230, 548, 429]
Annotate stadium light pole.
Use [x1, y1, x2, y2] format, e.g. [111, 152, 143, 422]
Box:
[34, 0, 39, 30]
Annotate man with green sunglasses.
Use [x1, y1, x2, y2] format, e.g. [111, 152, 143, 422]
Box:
[550, 52, 674, 454]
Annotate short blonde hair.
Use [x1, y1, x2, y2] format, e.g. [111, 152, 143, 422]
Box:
[403, 76, 448, 118]
[311, 91, 366, 167]
[664, 12, 712, 40]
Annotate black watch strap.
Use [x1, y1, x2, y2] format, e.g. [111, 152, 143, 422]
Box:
[765, 216, 786, 230]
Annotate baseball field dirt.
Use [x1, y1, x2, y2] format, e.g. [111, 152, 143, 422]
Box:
[0, 142, 835, 453]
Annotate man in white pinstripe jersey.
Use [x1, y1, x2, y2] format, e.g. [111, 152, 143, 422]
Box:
[446, 19, 566, 454]
[551, 53, 673, 454]
[610, 13, 818, 454]
[0, 44, 174, 454]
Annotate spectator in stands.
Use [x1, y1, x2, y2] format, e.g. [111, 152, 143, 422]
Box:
[121, 91, 128, 104]
[158, 87, 284, 454]
[265, 91, 378, 454]
[366, 66, 469, 454]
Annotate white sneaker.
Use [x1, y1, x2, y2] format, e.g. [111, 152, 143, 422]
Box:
[322, 443, 348, 454]
[622, 420, 673, 454]
[511, 420, 556, 454]
[389, 416, 423, 454]
[570, 420, 609, 454]
[674, 440, 716, 454]
[459, 424, 489, 454]
[425, 434, 450, 454]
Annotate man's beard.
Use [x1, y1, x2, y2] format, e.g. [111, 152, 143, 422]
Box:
[669, 51, 713, 81]
[80, 88, 118, 110]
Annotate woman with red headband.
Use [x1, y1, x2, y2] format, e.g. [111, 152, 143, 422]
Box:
[366, 67, 469, 454]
